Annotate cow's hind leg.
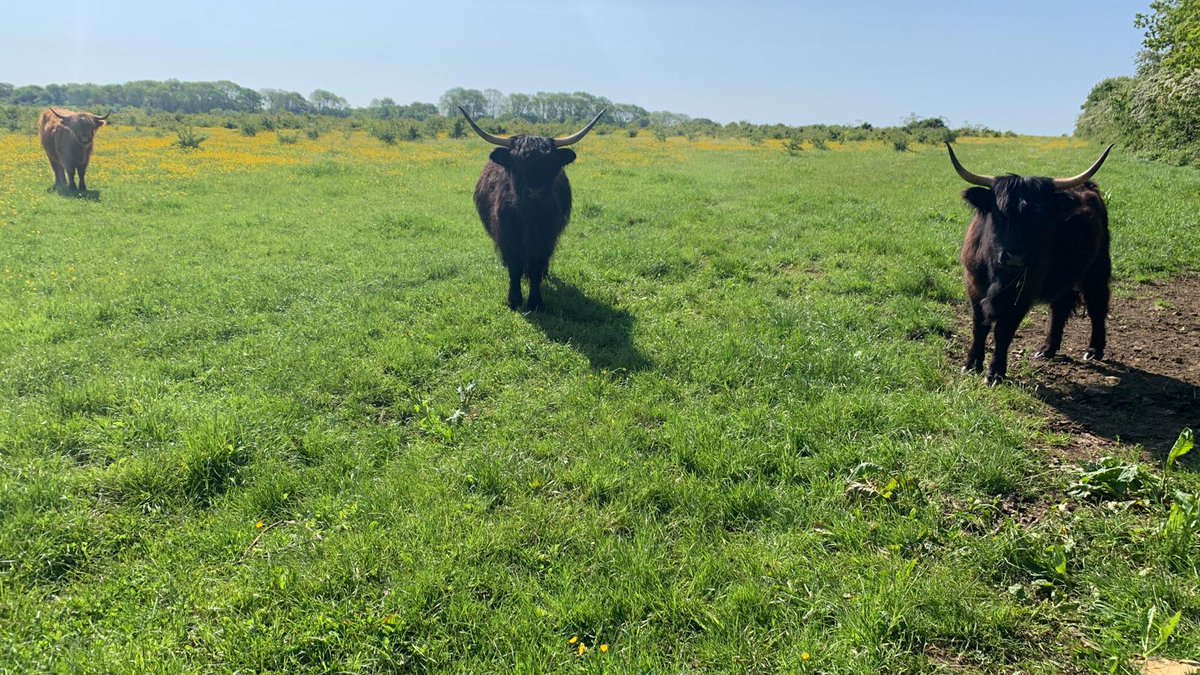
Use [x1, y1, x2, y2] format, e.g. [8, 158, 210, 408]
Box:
[526, 257, 549, 312]
[1036, 294, 1077, 359]
[964, 301, 989, 374]
[49, 160, 66, 191]
[1082, 268, 1110, 361]
[77, 163, 88, 193]
[66, 166, 78, 192]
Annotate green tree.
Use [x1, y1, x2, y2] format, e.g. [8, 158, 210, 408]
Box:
[1136, 0, 1200, 75]
[438, 88, 487, 118]
[310, 89, 350, 116]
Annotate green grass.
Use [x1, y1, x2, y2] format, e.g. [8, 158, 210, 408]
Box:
[1, 130, 1199, 672]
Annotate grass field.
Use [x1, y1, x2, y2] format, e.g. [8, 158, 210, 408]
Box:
[1, 126, 1199, 672]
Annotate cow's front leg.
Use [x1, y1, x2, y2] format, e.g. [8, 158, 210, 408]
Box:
[67, 166, 78, 192]
[987, 309, 1026, 384]
[965, 300, 988, 374]
[526, 257, 549, 312]
[506, 264, 523, 310]
[76, 164, 88, 193]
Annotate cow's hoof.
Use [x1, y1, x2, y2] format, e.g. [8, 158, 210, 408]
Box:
[985, 374, 1006, 386]
[526, 299, 545, 313]
[1033, 349, 1058, 360]
[1082, 348, 1104, 361]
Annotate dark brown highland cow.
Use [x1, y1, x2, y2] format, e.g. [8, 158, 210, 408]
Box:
[461, 107, 605, 311]
[38, 108, 111, 193]
[948, 142, 1115, 383]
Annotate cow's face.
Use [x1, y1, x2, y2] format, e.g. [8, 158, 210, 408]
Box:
[964, 177, 1057, 270]
[489, 136, 575, 201]
[53, 111, 107, 145]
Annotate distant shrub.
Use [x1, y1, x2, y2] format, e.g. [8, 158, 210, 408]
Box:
[276, 130, 300, 145]
[449, 119, 466, 138]
[784, 138, 804, 155]
[371, 122, 398, 145]
[2, 106, 20, 132]
[653, 127, 667, 142]
[259, 116, 276, 132]
[892, 135, 909, 152]
[240, 122, 259, 137]
[627, 129, 638, 138]
[810, 137, 828, 150]
[221, 119, 237, 130]
[174, 125, 207, 151]
[305, 127, 321, 141]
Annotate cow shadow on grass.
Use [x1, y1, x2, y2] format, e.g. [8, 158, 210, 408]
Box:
[526, 276, 651, 373]
[1034, 358, 1199, 461]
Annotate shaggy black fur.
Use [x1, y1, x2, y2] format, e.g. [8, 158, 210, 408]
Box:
[472, 135, 578, 311]
[960, 175, 1111, 382]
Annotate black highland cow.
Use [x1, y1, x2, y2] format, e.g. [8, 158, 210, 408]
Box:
[461, 106, 604, 311]
[948, 142, 1115, 383]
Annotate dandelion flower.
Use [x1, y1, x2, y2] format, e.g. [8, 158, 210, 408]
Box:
[568, 636, 578, 645]
[801, 652, 811, 661]
[577, 644, 587, 656]
[256, 521, 265, 529]
[599, 644, 609, 653]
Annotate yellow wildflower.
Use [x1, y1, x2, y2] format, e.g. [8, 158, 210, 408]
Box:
[577, 644, 587, 656]
[255, 521, 265, 529]
[568, 636, 578, 645]
[599, 644, 609, 653]
[801, 652, 811, 661]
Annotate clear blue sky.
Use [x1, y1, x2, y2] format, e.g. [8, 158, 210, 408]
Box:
[0, 0, 1147, 135]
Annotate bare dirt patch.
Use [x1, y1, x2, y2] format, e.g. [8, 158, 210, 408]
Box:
[960, 277, 1200, 460]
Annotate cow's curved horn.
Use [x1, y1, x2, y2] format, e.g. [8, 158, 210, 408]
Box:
[97, 110, 112, 121]
[49, 108, 66, 120]
[945, 142, 994, 187]
[553, 109, 606, 148]
[458, 106, 512, 148]
[1051, 144, 1114, 191]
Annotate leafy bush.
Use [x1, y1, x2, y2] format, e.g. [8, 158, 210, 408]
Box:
[173, 125, 207, 151]
[240, 122, 259, 137]
[1075, 1, 1200, 165]
[784, 138, 803, 155]
[277, 130, 300, 145]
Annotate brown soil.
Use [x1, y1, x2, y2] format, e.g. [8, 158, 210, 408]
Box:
[959, 277, 1200, 461]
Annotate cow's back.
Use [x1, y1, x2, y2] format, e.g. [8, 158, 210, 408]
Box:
[1042, 183, 1110, 299]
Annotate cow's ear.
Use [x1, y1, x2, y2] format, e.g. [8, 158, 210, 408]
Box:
[962, 187, 993, 213]
[554, 149, 576, 167]
[489, 148, 512, 168]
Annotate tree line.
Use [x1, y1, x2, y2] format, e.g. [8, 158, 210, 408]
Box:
[0, 79, 1013, 150]
[1075, 0, 1199, 166]
[0, 80, 686, 127]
